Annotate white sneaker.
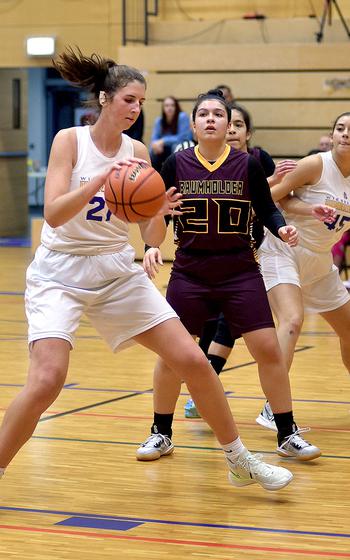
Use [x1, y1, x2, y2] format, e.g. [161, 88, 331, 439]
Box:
[228, 449, 293, 491]
[277, 428, 321, 461]
[136, 433, 174, 461]
[256, 401, 277, 431]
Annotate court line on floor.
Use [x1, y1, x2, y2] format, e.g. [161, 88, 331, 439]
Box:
[2, 380, 349, 407]
[2, 404, 346, 432]
[37, 389, 153, 423]
[29, 435, 350, 460]
[0, 524, 349, 557]
[35, 412, 350, 432]
[222, 345, 312, 373]
[0, 505, 349, 540]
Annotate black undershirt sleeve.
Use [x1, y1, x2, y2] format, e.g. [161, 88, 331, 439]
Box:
[259, 149, 276, 178]
[160, 154, 177, 228]
[248, 156, 286, 239]
[160, 153, 177, 190]
[144, 155, 177, 252]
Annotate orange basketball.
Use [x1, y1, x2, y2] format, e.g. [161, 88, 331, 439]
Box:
[104, 162, 166, 223]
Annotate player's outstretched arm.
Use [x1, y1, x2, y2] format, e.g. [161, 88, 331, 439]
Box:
[280, 196, 337, 224]
[267, 159, 297, 188]
[270, 154, 322, 203]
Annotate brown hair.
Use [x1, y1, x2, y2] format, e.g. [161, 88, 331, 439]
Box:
[161, 96, 182, 135]
[53, 46, 146, 109]
[192, 89, 231, 122]
[332, 112, 350, 131]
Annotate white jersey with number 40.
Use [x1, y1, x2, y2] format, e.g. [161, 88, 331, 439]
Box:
[283, 150, 350, 253]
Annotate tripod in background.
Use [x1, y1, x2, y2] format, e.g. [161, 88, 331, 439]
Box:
[315, 0, 350, 42]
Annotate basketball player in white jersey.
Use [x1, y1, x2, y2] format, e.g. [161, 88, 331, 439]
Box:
[0, 47, 294, 492]
[257, 112, 350, 430]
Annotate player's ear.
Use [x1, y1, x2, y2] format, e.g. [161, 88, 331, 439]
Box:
[99, 91, 107, 106]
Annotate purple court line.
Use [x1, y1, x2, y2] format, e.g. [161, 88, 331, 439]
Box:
[0, 505, 349, 539]
[1, 525, 350, 558]
[0, 383, 145, 393]
[57, 516, 143, 531]
[0, 382, 349, 405]
[0, 238, 30, 247]
[30, 435, 350, 460]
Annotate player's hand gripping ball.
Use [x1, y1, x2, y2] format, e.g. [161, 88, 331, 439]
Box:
[105, 162, 166, 223]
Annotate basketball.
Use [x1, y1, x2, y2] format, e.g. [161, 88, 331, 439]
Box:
[104, 162, 166, 223]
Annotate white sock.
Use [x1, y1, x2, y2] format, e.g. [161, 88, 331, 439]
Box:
[222, 437, 246, 469]
[0, 468, 5, 478]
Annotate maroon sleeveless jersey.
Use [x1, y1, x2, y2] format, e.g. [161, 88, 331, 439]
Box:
[172, 145, 253, 253]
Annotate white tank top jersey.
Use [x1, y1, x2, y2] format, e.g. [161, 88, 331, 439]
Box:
[284, 150, 350, 253]
[41, 126, 134, 255]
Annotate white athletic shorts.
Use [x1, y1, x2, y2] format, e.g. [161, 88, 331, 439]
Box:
[258, 232, 350, 314]
[25, 244, 178, 351]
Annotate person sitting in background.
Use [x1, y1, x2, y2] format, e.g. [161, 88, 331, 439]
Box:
[216, 84, 235, 105]
[80, 112, 98, 125]
[150, 96, 192, 171]
[307, 134, 331, 155]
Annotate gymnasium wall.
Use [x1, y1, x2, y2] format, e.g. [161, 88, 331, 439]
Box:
[120, 41, 350, 158]
[1, 1, 350, 67]
[0, 69, 28, 236]
[132, 1, 350, 159]
[0, 0, 123, 67]
[155, 1, 350, 21]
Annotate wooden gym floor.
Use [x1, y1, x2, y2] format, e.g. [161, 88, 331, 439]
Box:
[0, 246, 349, 559]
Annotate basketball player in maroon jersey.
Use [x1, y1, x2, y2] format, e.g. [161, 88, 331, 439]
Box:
[186, 103, 296, 419]
[137, 89, 321, 463]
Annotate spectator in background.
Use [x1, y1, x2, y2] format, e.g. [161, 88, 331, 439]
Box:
[308, 134, 331, 155]
[216, 84, 235, 105]
[319, 135, 332, 151]
[80, 112, 98, 125]
[150, 96, 192, 171]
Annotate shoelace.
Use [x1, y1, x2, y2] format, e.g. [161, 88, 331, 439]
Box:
[263, 403, 275, 420]
[143, 434, 169, 447]
[280, 427, 312, 450]
[237, 453, 275, 478]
